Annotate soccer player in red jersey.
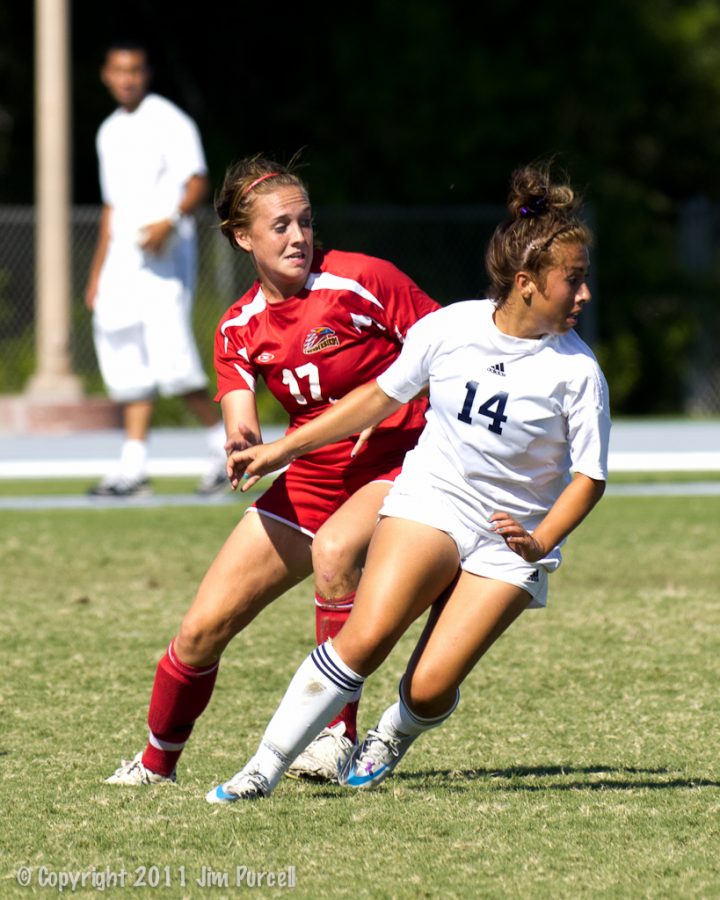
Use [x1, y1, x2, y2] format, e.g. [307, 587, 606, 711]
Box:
[105, 154, 440, 786]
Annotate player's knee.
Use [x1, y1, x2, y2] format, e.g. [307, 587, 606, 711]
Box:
[312, 527, 351, 571]
[312, 528, 360, 591]
[176, 612, 229, 664]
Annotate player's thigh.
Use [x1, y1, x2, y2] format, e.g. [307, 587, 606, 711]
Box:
[183, 510, 313, 639]
[334, 516, 461, 676]
[312, 480, 392, 582]
[407, 572, 531, 704]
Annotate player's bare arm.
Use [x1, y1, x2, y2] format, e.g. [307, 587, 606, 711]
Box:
[228, 380, 403, 491]
[490, 473, 605, 562]
[351, 385, 429, 458]
[220, 390, 262, 457]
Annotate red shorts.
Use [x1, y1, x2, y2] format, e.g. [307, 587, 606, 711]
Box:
[250, 425, 424, 537]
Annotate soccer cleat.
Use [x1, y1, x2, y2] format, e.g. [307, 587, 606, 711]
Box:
[196, 460, 230, 496]
[104, 752, 176, 786]
[89, 476, 152, 497]
[286, 721, 357, 782]
[338, 724, 417, 789]
[206, 767, 270, 804]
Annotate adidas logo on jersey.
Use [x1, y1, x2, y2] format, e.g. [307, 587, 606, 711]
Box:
[487, 362, 506, 376]
[529, 569, 540, 583]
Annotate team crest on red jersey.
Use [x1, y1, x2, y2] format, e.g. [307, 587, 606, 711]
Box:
[303, 326, 340, 355]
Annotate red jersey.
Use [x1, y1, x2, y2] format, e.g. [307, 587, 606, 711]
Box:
[215, 248, 439, 440]
[215, 249, 440, 536]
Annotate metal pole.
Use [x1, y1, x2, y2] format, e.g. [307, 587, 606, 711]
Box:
[26, 0, 83, 399]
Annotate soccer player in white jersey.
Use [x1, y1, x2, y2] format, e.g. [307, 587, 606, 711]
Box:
[104, 155, 439, 788]
[85, 40, 227, 496]
[205, 163, 611, 801]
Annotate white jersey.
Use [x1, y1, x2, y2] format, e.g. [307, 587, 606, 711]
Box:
[376, 299, 611, 551]
[94, 93, 207, 331]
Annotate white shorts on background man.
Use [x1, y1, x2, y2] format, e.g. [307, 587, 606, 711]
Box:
[93, 227, 208, 402]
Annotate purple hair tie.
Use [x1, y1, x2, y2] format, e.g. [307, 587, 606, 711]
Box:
[520, 195, 548, 218]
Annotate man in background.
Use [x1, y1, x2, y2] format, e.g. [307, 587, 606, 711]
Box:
[85, 40, 227, 496]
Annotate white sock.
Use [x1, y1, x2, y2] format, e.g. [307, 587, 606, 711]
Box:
[205, 421, 226, 458]
[245, 641, 364, 791]
[378, 683, 460, 738]
[118, 439, 147, 481]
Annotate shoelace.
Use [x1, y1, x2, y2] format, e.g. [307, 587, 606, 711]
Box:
[117, 757, 150, 780]
[358, 729, 401, 767]
[226, 770, 268, 797]
[317, 729, 348, 749]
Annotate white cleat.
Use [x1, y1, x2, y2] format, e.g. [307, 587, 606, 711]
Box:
[104, 752, 176, 785]
[338, 725, 417, 789]
[286, 722, 357, 782]
[206, 768, 270, 804]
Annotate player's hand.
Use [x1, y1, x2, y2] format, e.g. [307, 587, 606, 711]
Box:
[224, 422, 260, 455]
[138, 219, 174, 254]
[489, 511, 546, 562]
[351, 424, 377, 457]
[224, 423, 262, 491]
[226, 438, 295, 492]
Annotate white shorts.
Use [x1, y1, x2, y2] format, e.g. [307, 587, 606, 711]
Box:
[379, 480, 555, 608]
[93, 303, 208, 403]
[92, 232, 207, 402]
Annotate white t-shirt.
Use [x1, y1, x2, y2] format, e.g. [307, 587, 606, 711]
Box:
[94, 93, 207, 329]
[97, 93, 206, 243]
[376, 299, 611, 533]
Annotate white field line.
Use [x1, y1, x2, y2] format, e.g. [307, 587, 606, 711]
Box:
[1, 451, 719, 479]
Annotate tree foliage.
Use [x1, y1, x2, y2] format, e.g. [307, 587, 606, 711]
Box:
[1, 1, 719, 412]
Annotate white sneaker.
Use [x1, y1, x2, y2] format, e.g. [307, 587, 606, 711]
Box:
[338, 724, 417, 789]
[286, 722, 357, 782]
[104, 752, 176, 785]
[206, 767, 270, 803]
[89, 476, 152, 498]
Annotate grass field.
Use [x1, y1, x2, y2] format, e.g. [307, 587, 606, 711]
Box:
[1, 491, 719, 898]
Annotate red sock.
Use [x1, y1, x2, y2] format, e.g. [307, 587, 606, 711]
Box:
[315, 592, 358, 743]
[141, 641, 219, 776]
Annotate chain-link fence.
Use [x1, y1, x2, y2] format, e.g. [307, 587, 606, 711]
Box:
[0, 207, 37, 394]
[2, 203, 719, 417]
[0, 204, 504, 416]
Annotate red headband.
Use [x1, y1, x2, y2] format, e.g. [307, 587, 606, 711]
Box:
[241, 172, 281, 199]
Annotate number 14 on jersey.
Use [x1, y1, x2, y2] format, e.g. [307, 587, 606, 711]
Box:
[457, 381, 508, 434]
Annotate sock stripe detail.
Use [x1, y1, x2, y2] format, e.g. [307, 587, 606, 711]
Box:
[167, 641, 220, 677]
[399, 682, 460, 727]
[260, 740, 291, 767]
[311, 644, 363, 693]
[314, 591, 356, 611]
[148, 731, 186, 752]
